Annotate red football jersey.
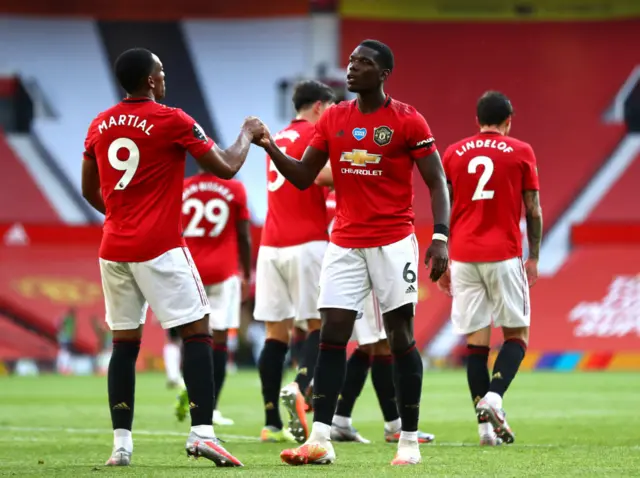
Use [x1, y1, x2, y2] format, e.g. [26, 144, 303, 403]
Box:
[83, 98, 214, 262]
[442, 131, 540, 262]
[261, 119, 329, 247]
[309, 97, 437, 248]
[326, 190, 336, 227]
[182, 173, 250, 285]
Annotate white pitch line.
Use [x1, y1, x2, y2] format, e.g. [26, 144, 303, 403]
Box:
[1, 426, 637, 449]
[0, 426, 260, 442]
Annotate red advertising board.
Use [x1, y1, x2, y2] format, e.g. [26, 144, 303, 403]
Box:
[527, 246, 640, 352]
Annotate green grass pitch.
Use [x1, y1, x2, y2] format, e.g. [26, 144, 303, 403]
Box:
[0, 370, 638, 476]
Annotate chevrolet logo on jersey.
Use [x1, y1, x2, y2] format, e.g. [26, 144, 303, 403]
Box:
[340, 149, 382, 167]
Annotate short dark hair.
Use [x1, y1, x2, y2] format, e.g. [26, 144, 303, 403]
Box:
[292, 80, 336, 111]
[477, 91, 513, 126]
[115, 48, 156, 94]
[359, 39, 394, 71]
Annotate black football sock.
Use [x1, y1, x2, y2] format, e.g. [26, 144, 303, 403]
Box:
[108, 339, 140, 431]
[489, 338, 527, 397]
[466, 345, 491, 422]
[335, 349, 371, 418]
[294, 329, 320, 393]
[212, 343, 228, 410]
[182, 334, 215, 427]
[259, 339, 288, 429]
[392, 342, 423, 433]
[372, 354, 400, 423]
[312, 342, 347, 426]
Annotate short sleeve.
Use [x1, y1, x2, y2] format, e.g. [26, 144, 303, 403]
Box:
[234, 181, 250, 221]
[83, 119, 98, 161]
[308, 108, 331, 152]
[405, 111, 437, 160]
[173, 109, 215, 158]
[522, 145, 540, 190]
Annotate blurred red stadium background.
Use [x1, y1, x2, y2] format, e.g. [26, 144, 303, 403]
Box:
[1, 0, 639, 373]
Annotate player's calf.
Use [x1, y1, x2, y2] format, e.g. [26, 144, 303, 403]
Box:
[107, 333, 140, 464]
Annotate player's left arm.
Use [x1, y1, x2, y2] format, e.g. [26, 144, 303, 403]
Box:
[314, 163, 333, 188]
[522, 145, 542, 286]
[234, 182, 252, 299]
[81, 120, 106, 214]
[409, 112, 450, 281]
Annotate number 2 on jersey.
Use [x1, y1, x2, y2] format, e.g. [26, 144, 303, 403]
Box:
[468, 156, 495, 200]
[183, 198, 230, 237]
[108, 138, 140, 190]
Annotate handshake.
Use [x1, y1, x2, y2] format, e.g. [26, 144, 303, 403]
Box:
[242, 116, 271, 149]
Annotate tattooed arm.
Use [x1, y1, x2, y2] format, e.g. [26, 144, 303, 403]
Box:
[523, 190, 543, 260]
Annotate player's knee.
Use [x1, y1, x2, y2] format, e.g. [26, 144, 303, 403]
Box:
[502, 326, 529, 345]
[305, 318, 321, 332]
[382, 304, 415, 353]
[113, 327, 143, 342]
[357, 343, 374, 355]
[212, 329, 228, 345]
[372, 339, 391, 356]
[466, 326, 491, 347]
[266, 321, 291, 343]
[319, 308, 357, 345]
[178, 316, 210, 338]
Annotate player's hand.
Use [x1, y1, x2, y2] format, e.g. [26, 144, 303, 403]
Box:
[241, 277, 251, 302]
[242, 116, 268, 144]
[436, 268, 452, 297]
[424, 239, 449, 282]
[524, 258, 539, 287]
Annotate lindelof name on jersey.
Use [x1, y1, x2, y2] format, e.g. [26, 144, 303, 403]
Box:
[98, 115, 154, 136]
[273, 129, 300, 142]
[183, 182, 234, 202]
[339, 149, 383, 176]
[456, 139, 514, 156]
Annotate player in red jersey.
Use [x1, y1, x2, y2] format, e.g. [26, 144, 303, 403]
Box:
[318, 183, 436, 446]
[172, 171, 252, 427]
[254, 80, 335, 444]
[259, 40, 450, 466]
[438, 91, 542, 446]
[81, 48, 264, 467]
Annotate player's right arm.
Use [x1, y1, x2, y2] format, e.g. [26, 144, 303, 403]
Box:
[260, 111, 330, 190]
[234, 182, 252, 299]
[175, 110, 263, 179]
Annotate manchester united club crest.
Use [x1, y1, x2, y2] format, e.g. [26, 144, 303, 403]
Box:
[373, 126, 393, 146]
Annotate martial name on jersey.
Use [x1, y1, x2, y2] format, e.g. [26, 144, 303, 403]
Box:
[97, 114, 155, 136]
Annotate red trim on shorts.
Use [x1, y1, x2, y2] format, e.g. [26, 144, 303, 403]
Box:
[181, 247, 208, 307]
[410, 234, 419, 264]
[372, 291, 383, 333]
[518, 258, 528, 315]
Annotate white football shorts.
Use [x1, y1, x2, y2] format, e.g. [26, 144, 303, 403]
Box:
[352, 291, 387, 345]
[318, 233, 419, 315]
[205, 275, 241, 331]
[254, 240, 328, 323]
[99, 247, 210, 331]
[450, 257, 531, 335]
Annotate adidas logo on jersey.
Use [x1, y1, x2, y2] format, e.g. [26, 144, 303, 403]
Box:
[405, 284, 417, 294]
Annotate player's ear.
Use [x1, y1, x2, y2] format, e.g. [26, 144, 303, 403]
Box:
[381, 69, 390, 82]
[313, 100, 322, 116]
[147, 75, 155, 90]
[475, 116, 480, 128]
